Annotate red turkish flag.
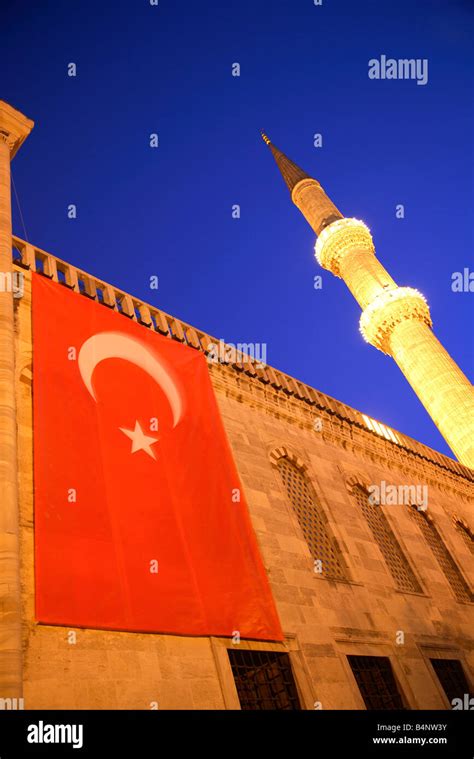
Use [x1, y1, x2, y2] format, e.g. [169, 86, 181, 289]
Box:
[32, 274, 283, 641]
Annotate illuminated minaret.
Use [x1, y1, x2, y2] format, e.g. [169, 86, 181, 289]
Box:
[262, 133, 474, 469]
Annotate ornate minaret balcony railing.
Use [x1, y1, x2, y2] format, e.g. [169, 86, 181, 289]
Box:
[263, 133, 474, 470]
[315, 218, 397, 309]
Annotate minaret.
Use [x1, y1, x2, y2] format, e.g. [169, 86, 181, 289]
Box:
[262, 132, 474, 469]
[0, 100, 34, 698]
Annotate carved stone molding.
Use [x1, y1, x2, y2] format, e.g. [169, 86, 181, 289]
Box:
[0, 100, 34, 159]
[360, 286, 432, 354]
[452, 513, 474, 536]
[268, 444, 307, 471]
[211, 365, 474, 503]
[340, 470, 371, 493]
[314, 218, 374, 276]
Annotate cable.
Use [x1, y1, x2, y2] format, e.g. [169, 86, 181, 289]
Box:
[11, 170, 29, 242]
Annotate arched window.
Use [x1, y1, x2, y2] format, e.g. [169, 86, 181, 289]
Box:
[352, 485, 421, 594]
[453, 518, 474, 555]
[408, 506, 472, 603]
[277, 457, 346, 581]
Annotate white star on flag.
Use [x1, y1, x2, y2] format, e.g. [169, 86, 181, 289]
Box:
[119, 420, 159, 460]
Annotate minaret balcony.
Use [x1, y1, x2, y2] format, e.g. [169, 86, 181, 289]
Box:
[314, 218, 374, 276]
[359, 286, 432, 354]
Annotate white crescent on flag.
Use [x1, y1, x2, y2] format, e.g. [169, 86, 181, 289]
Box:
[77, 331, 184, 428]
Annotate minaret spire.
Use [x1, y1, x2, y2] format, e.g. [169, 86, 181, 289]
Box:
[261, 131, 343, 234]
[263, 134, 474, 469]
[261, 131, 311, 193]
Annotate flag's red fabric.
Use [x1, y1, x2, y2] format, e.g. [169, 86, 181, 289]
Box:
[32, 274, 283, 640]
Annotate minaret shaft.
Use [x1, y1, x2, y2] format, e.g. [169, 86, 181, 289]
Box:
[263, 135, 474, 468]
[390, 321, 474, 467]
[316, 215, 474, 468]
[291, 178, 342, 235]
[316, 218, 474, 470]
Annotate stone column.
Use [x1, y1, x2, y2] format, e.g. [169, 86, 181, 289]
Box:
[0, 100, 33, 699]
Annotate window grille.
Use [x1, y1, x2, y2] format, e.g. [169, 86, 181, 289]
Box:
[453, 519, 474, 555]
[408, 506, 472, 602]
[277, 457, 346, 580]
[347, 655, 406, 710]
[228, 649, 301, 710]
[430, 659, 472, 705]
[352, 486, 421, 593]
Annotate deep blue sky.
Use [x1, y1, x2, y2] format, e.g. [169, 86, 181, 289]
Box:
[3, 0, 473, 459]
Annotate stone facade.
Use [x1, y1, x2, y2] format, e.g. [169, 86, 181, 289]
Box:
[12, 261, 474, 710]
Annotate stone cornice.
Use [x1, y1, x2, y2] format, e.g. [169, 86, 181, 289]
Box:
[209, 363, 474, 502]
[12, 235, 474, 487]
[0, 101, 34, 158]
